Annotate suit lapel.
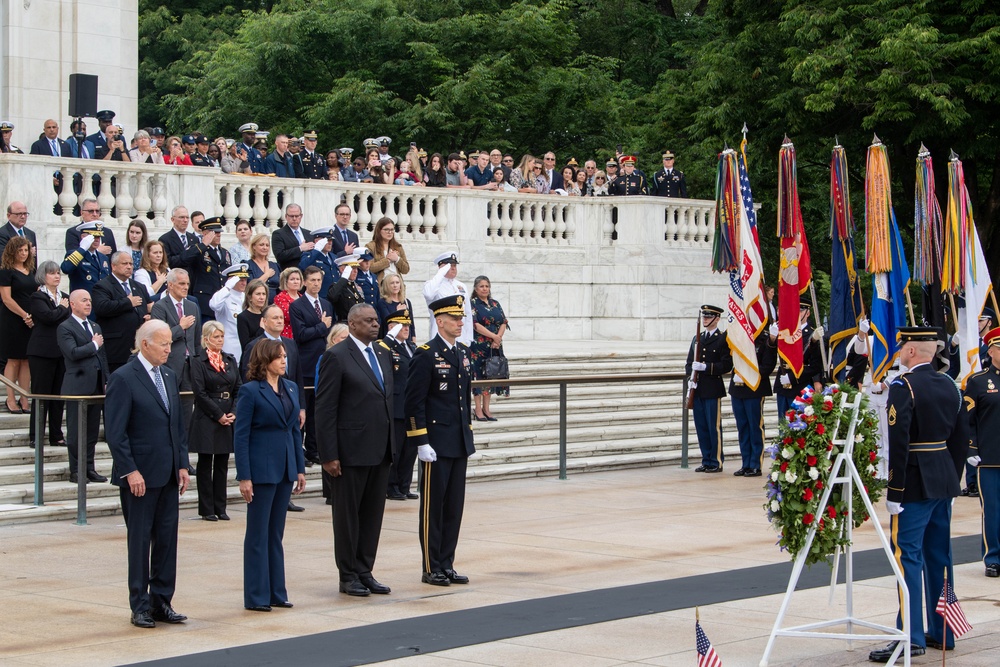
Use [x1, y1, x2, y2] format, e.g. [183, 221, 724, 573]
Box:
[133, 360, 169, 414]
[348, 342, 384, 393]
[259, 380, 286, 421]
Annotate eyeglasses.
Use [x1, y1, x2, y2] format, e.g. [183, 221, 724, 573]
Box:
[544, 157, 555, 162]
[502, 159, 513, 164]
[595, 177, 606, 182]
[82, 208, 100, 214]
[532, 166, 542, 170]
[10, 212, 28, 217]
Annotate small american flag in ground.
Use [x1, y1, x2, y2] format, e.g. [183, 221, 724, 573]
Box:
[935, 580, 972, 637]
[696, 620, 722, 667]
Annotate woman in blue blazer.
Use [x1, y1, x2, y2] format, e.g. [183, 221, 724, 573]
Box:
[234, 339, 306, 611]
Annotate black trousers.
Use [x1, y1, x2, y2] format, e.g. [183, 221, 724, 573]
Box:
[331, 453, 391, 581]
[388, 418, 418, 494]
[303, 388, 319, 461]
[120, 476, 180, 614]
[66, 377, 102, 473]
[28, 355, 65, 444]
[196, 453, 229, 517]
[418, 455, 468, 574]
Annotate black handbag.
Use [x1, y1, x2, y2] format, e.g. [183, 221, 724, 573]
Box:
[483, 350, 509, 380]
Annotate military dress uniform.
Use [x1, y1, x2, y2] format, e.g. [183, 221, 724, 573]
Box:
[60, 221, 111, 295]
[607, 166, 647, 196]
[649, 167, 687, 198]
[183, 218, 232, 322]
[728, 329, 777, 476]
[685, 305, 734, 471]
[773, 318, 824, 418]
[209, 264, 251, 361]
[405, 296, 475, 585]
[299, 149, 328, 180]
[962, 326, 1000, 578]
[880, 328, 969, 657]
[383, 310, 419, 500]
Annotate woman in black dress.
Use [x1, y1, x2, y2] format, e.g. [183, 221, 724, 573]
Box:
[27, 260, 70, 447]
[189, 320, 242, 521]
[469, 275, 509, 421]
[0, 236, 36, 413]
[237, 279, 268, 352]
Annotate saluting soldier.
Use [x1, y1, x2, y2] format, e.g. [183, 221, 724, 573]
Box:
[405, 295, 475, 587]
[383, 309, 419, 501]
[1, 121, 23, 153]
[962, 325, 1000, 579]
[728, 326, 777, 477]
[299, 130, 328, 180]
[868, 327, 968, 662]
[236, 123, 265, 174]
[685, 305, 733, 473]
[769, 303, 825, 418]
[607, 155, 646, 196]
[327, 251, 367, 324]
[183, 217, 232, 322]
[649, 151, 688, 198]
[61, 221, 111, 295]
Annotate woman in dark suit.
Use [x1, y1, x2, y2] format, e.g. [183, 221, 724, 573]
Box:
[234, 339, 306, 611]
[27, 260, 70, 448]
[189, 321, 241, 521]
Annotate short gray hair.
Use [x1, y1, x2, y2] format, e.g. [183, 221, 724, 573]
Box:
[133, 319, 170, 351]
[111, 250, 132, 265]
[166, 268, 189, 283]
[171, 204, 188, 218]
[133, 130, 150, 141]
[201, 320, 225, 346]
[35, 260, 60, 284]
[285, 202, 301, 216]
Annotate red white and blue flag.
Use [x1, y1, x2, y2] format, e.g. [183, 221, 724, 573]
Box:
[696, 620, 723, 667]
[935, 580, 972, 638]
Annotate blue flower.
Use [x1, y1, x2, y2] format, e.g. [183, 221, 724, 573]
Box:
[789, 420, 807, 431]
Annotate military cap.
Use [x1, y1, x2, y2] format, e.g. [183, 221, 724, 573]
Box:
[985, 326, 1000, 348]
[619, 155, 637, 165]
[458, 151, 467, 161]
[200, 217, 224, 232]
[254, 130, 270, 140]
[225, 138, 235, 148]
[700, 304, 724, 317]
[429, 294, 466, 318]
[417, 149, 427, 158]
[377, 136, 391, 146]
[303, 130, 318, 140]
[363, 138, 378, 150]
[182, 134, 196, 145]
[896, 327, 941, 343]
[799, 302, 811, 310]
[357, 249, 374, 261]
[95, 110, 116, 121]
[0, 121, 14, 131]
[386, 308, 412, 325]
[662, 151, 676, 160]
[335, 253, 360, 268]
[469, 151, 480, 161]
[434, 251, 460, 266]
[566, 157, 579, 168]
[980, 307, 996, 321]
[239, 122, 259, 134]
[150, 127, 165, 137]
[605, 159, 619, 167]
[222, 263, 250, 279]
[75, 220, 104, 237]
[312, 226, 335, 238]
[340, 147, 354, 157]
[195, 134, 210, 144]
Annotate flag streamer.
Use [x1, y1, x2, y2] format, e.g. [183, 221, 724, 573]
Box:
[913, 145, 944, 287]
[711, 150, 741, 273]
[865, 138, 894, 273]
[829, 144, 863, 380]
[776, 139, 812, 378]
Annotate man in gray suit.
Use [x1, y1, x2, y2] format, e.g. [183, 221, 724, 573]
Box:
[57, 290, 110, 483]
[150, 269, 201, 430]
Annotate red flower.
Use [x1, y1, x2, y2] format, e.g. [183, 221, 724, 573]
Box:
[815, 423, 825, 435]
[827, 443, 833, 451]
[827, 505, 837, 519]
[802, 488, 814, 501]
[816, 481, 824, 490]
[831, 387, 839, 394]
[786, 410, 796, 419]
[803, 395, 813, 404]
[822, 402, 833, 412]
[869, 451, 877, 462]
[807, 455, 818, 466]
[780, 461, 789, 472]
[803, 513, 814, 525]
[862, 513, 869, 522]
[783, 437, 793, 445]
[819, 518, 825, 531]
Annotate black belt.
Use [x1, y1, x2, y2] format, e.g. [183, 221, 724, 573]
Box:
[910, 441, 945, 452]
[208, 392, 231, 400]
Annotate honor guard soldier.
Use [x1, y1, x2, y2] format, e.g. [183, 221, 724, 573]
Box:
[769, 303, 825, 418]
[650, 151, 688, 198]
[405, 294, 475, 587]
[236, 123, 265, 173]
[62, 221, 112, 295]
[728, 326, 777, 477]
[868, 327, 969, 662]
[607, 155, 646, 195]
[685, 305, 733, 472]
[958, 306, 996, 496]
[328, 250, 367, 323]
[383, 309, 419, 501]
[87, 110, 116, 159]
[962, 325, 1000, 578]
[299, 130, 328, 179]
[1, 121, 23, 153]
[184, 217, 232, 322]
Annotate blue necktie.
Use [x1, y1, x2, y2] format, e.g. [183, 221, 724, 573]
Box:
[153, 367, 170, 412]
[365, 346, 384, 391]
[50, 139, 59, 156]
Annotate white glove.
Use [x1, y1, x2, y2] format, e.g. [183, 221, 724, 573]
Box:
[417, 444, 437, 462]
[733, 375, 745, 386]
[79, 234, 95, 251]
[780, 374, 791, 386]
[769, 322, 779, 338]
[436, 263, 451, 277]
[859, 318, 870, 334]
[340, 266, 352, 280]
[224, 276, 240, 290]
[314, 237, 328, 253]
[886, 500, 904, 516]
[688, 381, 697, 391]
[967, 455, 982, 467]
[387, 324, 403, 339]
[811, 325, 825, 341]
[691, 361, 707, 372]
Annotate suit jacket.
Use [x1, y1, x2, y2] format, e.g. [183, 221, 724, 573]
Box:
[233, 378, 304, 484]
[327, 277, 365, 323]
[27, 290, 71, 359]
[0, 222, 37, 256]
[58, 317, 110, 394]
[329, 226, 360, 257]
[92, 275, 150, 366]
[66, 137, 97, 160]
[315, 338, 394, 465]
[404, 334, 475, 458]
[241, 334, 306, 406]
[29, 136, 73, 157]
[548, 170, 564, 191]
[272, 224, 313, 270]
[188, 349, 242, 455]
[61, 247, 112, 294]
[105, 356, 190, 488]
[150, 296, 202, 386]
[65, 225, 118, 254]
[289, 295, 334, 375]
[158, 229, 202, 271]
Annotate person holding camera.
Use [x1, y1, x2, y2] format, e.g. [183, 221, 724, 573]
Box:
[128, 130, 164, 165]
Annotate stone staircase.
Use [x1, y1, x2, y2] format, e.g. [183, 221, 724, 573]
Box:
[0, 341, 781, 525]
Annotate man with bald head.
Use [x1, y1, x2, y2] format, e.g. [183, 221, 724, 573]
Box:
[29, 119, 72, 157]
[158, 205, 201, 269]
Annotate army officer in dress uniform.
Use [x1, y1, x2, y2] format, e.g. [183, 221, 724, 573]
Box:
[728, 326, 777, 477]
[299, 130, 328, 180]
[769, 303, 825, 418]
[868, 327, 969, 662]
[405, 295, 475, 587]
[962, 325, 1000, 579]
[649, 151, 687, 198]
[183, 217, 232, 322]
[685, 305, 733, 473]
[607, 155, 646, 196]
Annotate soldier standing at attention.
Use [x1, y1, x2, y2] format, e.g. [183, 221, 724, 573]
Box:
[607, 155, 646, 196]
[405, 295, 474, 587]
[685, 305, 733, 473]
[649, 151, 688, 198]
[728, 326, 777, 477]
[868, 327, 968, 662]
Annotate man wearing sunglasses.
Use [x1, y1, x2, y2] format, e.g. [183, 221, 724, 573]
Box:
[64, 199, 119, 255]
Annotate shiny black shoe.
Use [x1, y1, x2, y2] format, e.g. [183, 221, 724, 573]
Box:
[694, 465, 708, 473]
[130, 610, 156, 628]
[421, 571, 451, 587]
[733, 468, 747, 476]
[868, 641, 924, 662]
[986, 563, 999, 578]
[270, 600, 293, 608]
[406, 492, 418, 499]
[360, 577, 391, 594]
[443, 569, 469, 584]
[69, 473, 85, 484]
[202, 515, 218, 522]
[924, 635, 953, 651]
[287, 502, 305, 512]
[339, 580, 371, 596]
[245, 605, 271, 612]
[744, 468, 763, 477]
[151, 604, 187, 624]
[386, 490, 407, 501]
[703, 466, 723, 473]
[87, 470, 108, 483]
[217, 513, 230, 521]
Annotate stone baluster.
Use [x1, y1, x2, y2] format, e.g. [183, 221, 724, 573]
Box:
[407, 190, 424, 238]
[498, 200, 514, 242]
[57, 162, 79, 224]
[265, 185, 283, 229]
[150, 173, 168, 229]
[396, 193, 411, 234]
[221, 183, 239, 225]
[236, 186, 253, 222]
[96, 169, 116, 219]
[675, 203, 691, 244]
[703, 205, 716, 246]
[132, 172, 152, 220]
[602, 203, 615, 245]
[554, 202, 568, 245]
[432, 194, 447, 240]
[663, 205, 678, 243]
[510, 202, 525, 242]
[541, 202, 556, 243]
[251, 184, 267, 226]
[115, 171, 135, 226]
[356, 193, 373, 233]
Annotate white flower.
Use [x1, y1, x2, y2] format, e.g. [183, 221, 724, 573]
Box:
[770, 500, 780, 512]
[855, 434, 864, 443]
[804, 406, 815, 416]
[824, 395, 834, 405]
[782, 447, 794, 460]
[771, 471, 780, 482]
[785, 470, 798, 484]
[809, 468, 819, 480]
[867, 464, 876, 475]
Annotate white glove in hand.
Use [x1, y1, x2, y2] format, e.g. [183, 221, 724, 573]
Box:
[417, 444, 437, 462]
[769, 322, 779, 338]
[314, 237, 328, 253]
[859, 318, 870, 334]
[691, 361, 707, 372]
[780, 374, 791, 386]
[967, 455, 982, 467]
[811, 325, 825, 341]
[733, 375, 745, 386]
[79, 234, 95, 251]
[387, 324, 403, 339]
[224, 276, 240, 290]
[340, 266, 352, 280]
[436, 263, 451, 277]
[886, 500, 904, 516]
[688, 381, 697, 391]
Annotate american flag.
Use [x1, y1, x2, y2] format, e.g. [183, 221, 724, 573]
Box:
[696, 620, 723, 667]
[935, 580, 972, 637]
[737, 139, 761, 252]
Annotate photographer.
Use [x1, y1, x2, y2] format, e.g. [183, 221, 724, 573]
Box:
[128, 130, 164, 165]
[100, 125, 130, 162]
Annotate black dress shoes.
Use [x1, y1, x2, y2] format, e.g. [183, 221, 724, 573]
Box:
[87, 470, 108, 483]
[202, 515, 218, 522]
[986, 563, 999, 578]
[704, 466, 723, 473]
[733, 468, 747, 476]
[694, 465, 708, 473]
[360, 577, 391, 594]
[962, 484, 979, 497]
[287, 502, 305, 512]
[69, 473, 85, 484]
[130, 611, 156, 628]
[270, 600, 293, 608]
[924, 635, 953, 650]
[386, 490, 407, 501]
[744, 468, 763, 477]
[217, 513, 230, 521]
[421, 571, 451, 586]
[339, 580, 371, 596]
[868, 641, 924, 662]
[405, 492, 418, 499]
[443, 569, 469, 584]
[245, 605, 272, 612]
[151, 604, 187, 624]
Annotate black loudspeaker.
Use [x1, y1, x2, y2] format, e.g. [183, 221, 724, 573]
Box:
[68, 74, 99, 118]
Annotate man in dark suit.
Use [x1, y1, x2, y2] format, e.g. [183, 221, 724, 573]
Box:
[684, 305, 734, 473]
[64, 199, 118, 254]
[158, 206, 201, 271]
[180, 217, 231, 321]
[105, 320, 191, 629]
[92, 251, 152, 374]
[541, 152, 564, 191]
[61, 221, 112, 296]
[316, 303, 394, 596]
[383, 310, 418, 501]
[271, 203, 314, 270]
[290, 266, 334, 466]
[150, 268, 201, 430]
[57, 290, 111, 483]
[29, 119, 73, 157]
[405, 295, 476, 587]
[0, 201, 37, 255]
[328, 254, 366, 323]
[329, 203, 359, 256]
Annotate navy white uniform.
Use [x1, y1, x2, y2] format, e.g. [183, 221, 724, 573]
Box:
[962, 359, 1000, 576]
[728, 330, 777, 474]
[685, 318, 733, 471]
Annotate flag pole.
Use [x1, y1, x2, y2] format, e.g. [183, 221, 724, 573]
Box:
[942, 568, 948, 667]
[809, 281, 830, 380]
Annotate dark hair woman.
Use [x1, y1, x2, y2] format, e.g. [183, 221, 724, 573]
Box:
[469, 275, 509, 421]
